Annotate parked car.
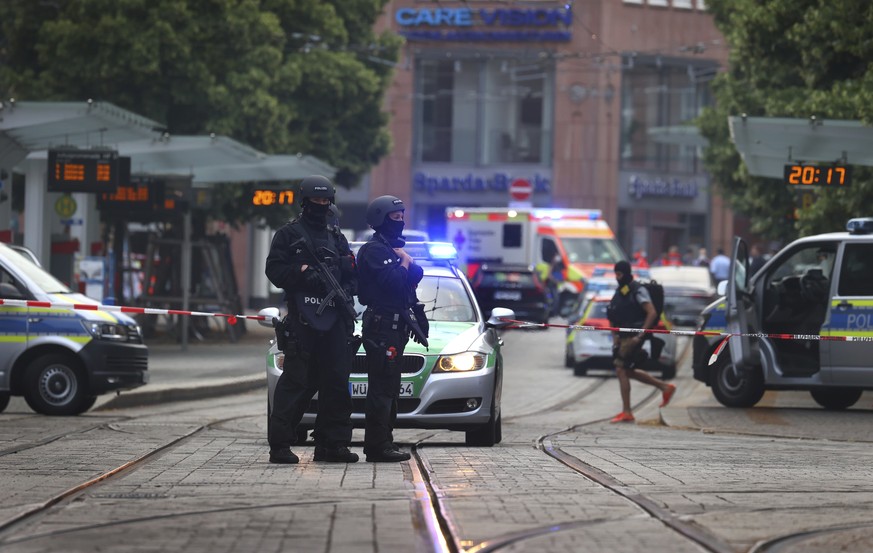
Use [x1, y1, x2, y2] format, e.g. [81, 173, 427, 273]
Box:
[693, 218, 873, 410]
[470, 264, 550, 326]
[648, 265, 718, 327]
[260, 242, 514, 446]
[0, 242, 148, 415]
[7, 244, 42, 267]
[565, 290, 676, 379]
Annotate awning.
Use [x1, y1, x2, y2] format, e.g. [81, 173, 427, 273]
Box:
[728, 116, 873, 178]
[2, 100, 336, 181]
[0, 101, 162, 170]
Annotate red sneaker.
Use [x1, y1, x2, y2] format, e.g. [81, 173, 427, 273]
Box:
[660, 384, 677, 408]
[610, 412, 635, 423]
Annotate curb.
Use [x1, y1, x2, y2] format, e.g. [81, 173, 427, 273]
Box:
[94, 375, 267, 411]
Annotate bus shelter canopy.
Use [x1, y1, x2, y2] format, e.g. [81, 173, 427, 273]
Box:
[728, 116, 873, 178]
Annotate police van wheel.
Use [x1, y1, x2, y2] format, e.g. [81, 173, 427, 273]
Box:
[810, 388, 862, 411]
[0, 392, 9, 414]
[711, 354, 764, 408]
[23, 354, 91, 416]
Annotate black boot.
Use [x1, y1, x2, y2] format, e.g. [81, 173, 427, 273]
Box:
[366, 447, 411, 463]
[269, 448, 299, 464]
[314, 446, 359, 463]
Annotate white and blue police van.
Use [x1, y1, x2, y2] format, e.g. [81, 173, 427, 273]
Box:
[693, 218, 873, 410]
[0, 242, 148, 415]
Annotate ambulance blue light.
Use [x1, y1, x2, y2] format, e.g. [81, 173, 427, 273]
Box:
[428, 243, 458, 260]
[847, 217, 873, 235]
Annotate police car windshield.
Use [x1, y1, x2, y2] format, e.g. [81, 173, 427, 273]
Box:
[418, 276, 477, 322]
[561, 237, 625, 264]
[1, 244, 71, 294]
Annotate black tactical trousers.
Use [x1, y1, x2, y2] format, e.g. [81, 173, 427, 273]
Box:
[362, 319, 407, 455]
[268, 315, 353, 450]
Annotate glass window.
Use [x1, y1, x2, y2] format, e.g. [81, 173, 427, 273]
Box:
[417, 276, 477, 322]
[417, 59, 479, 163]
[620, 57, 717, 174]
[561, 237, 625, 264]
[503, 224, 522, 248]
[415, 56, 553, 165]
[838, 243, 873, 296]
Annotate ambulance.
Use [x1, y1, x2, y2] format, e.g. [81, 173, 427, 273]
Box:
[445, 207, 628, 289]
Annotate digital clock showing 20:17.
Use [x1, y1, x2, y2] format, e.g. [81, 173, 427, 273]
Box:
[783, 164, 852, 187]
[251, 189, 295, 206]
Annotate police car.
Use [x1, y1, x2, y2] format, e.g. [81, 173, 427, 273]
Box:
[0, 242, 148, 415]
[693, 218, 873, 410]
[259, 242, 514, 446]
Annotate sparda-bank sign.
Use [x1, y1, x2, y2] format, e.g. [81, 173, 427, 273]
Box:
[395, 7, 573, 42]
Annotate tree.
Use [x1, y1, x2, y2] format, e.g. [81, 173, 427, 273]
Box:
[698, 0, 873, 241]
[0, 0, 401, 226]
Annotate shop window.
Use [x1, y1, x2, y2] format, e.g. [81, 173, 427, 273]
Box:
[620, 57, 717, 174]
[414, 56, 553, 165]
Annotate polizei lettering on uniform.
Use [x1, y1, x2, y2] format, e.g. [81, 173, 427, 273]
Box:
[304, 296, 336, 307]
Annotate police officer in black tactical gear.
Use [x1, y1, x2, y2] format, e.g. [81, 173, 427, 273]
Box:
[265, 175, 359, 464]
[356, 195, 429, 462]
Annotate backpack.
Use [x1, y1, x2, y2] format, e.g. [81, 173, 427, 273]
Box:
[632, 280, 665, 318]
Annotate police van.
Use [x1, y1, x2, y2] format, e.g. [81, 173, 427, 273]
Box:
[0, 242, 148, 415]
[693, 218, 873, 410]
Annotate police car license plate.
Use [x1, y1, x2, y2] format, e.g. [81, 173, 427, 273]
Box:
[349, 381, 414, 398]
[494, 290, 521, 301]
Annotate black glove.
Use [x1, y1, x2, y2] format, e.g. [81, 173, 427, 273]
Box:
[339, 254, 355, 274]
[302, 268, 325, 294]
[412, 303, 430, 338]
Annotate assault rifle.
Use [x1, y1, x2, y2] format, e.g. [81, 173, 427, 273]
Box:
[290, 234, 357, 320]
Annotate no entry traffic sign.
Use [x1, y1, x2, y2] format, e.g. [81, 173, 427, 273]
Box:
[509, 178, 532, 201]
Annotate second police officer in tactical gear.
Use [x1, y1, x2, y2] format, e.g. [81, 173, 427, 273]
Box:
[356, 195, 429, 462]
[265, 175, 359, 464]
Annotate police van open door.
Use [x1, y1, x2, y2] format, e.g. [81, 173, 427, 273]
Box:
[726, 236, 755, 372]
[712, 236, 765, 408]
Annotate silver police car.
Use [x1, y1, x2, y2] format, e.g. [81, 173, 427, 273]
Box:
[258, 242, 515, 446]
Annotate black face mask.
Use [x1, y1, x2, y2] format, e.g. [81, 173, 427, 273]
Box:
[302, 199, 330, 225]
[377, 218, 406, 248]
[616, 274, 633, 288]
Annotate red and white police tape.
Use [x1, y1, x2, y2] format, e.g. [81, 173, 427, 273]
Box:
[0, 298, 267, 326]
[497, 317, 873, 366]
[2, 298, 870, 366]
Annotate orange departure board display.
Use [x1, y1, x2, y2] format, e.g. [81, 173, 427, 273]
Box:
[47, 149, 128, 192]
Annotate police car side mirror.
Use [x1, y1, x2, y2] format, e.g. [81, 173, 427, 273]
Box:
[257, 307, 281, 328]
[0, 282, 25, 300]
[716, 280, 727, 296]
[486, 307, 515, 329]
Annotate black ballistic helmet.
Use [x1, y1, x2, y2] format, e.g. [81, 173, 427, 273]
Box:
[298, 175, 336, 205]
[366, 195, 405, 228]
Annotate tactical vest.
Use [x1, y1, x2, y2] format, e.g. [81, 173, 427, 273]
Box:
[607, 282, 646, 329]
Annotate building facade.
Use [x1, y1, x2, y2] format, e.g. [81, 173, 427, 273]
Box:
[370, 0, 734, 262]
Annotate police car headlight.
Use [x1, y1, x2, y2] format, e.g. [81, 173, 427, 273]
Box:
[82, 321, 129, 342]
[434, 352, 486, 373]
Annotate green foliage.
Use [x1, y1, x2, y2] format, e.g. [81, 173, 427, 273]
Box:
[699, 0, 873, 241]
[0, 0, 400, 224]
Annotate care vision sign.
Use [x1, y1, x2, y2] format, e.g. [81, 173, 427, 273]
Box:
[395, 5, 573, 42]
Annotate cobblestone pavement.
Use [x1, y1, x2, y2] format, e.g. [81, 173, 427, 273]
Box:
[2, 328, 873, 552]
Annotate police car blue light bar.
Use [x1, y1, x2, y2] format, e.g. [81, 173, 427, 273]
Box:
[428, 243, 458, 260]
[847, 217, 873, 235]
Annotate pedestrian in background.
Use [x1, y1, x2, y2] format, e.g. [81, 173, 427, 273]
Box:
[606, 261, 676, 423]
[710, 248, 730, 282]
[693, 247, 710, 268]
[749, 244, 766, 276]
[356, 195, 429, 462]
[264, 175, 359, 465]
